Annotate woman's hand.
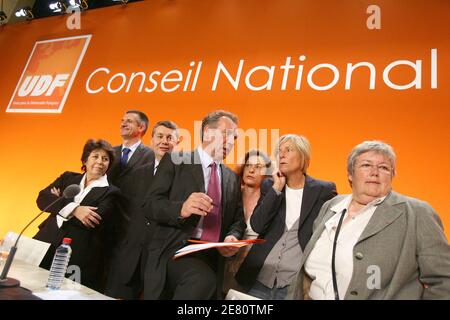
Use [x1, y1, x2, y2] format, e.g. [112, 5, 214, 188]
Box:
[50, 187, 61, 197]
[73, 206, 102, 228]
[272, 168, 286, 192]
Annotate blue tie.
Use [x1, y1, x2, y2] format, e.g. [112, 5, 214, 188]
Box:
[120, 148, 131, 168]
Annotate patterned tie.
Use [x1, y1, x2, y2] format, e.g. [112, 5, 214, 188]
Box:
[120, 148, 131, 169]
[200, 162, 222, 242]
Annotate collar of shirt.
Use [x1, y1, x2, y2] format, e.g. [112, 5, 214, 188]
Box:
[197, 146, 221, 170]
[325, 194, 387, 232]
[196, 146, 222, 193]
[122, 140, 141, 154]
[76, 173, 109, 203]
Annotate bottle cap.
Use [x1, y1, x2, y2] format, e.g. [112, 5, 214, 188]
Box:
[62, 238, 72, 245]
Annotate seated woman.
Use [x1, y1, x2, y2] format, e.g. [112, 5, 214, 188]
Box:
[223, 150, 271, 294]
[34, 139, 120, 292]
[235, 134, 337, 300]
[289, 140, 450, 300]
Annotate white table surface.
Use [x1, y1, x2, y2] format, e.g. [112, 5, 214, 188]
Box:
[7, 259, 114, 300]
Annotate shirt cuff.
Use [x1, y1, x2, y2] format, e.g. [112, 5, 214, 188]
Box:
[56, 202, 79, 228]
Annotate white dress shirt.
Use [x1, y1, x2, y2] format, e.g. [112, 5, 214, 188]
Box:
[121, 140, 142, 163]
[244, 217, 259, 240]
[285, 185, 304, 230]
[305, 194, 386, 300]
[56, 174, 109, 228]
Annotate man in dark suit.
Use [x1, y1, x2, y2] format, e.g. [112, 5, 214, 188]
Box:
[105, 121, 180, 299]
[143, 110, 246, 300]
[107, 110, 154, 244]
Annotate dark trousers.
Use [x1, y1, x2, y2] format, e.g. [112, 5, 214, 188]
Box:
[163, 250, 218, 300]
[105, 248, 148, 299]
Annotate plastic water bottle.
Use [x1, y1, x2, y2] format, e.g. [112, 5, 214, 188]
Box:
[46, 237, 72, 290]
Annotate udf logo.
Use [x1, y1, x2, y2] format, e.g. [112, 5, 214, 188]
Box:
[6, 35, 91, 113]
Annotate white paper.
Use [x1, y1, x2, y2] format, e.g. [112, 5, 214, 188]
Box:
[174, 241, 249, 258]
[225, 289, 261, 300]
[33, 289, 95, 300]
[3, 231, 50, 266]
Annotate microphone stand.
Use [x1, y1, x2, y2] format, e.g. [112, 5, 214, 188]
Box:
[0, 197, 64, 288]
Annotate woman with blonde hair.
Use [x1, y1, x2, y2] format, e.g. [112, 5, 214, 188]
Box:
[235, 134, 337, 300]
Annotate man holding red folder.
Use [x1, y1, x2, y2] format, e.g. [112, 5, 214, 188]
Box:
[142, 110, 246, 300]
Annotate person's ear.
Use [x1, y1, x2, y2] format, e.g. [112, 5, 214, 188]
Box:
[139, 123, 146, 135]
[203, 126, 210, 141]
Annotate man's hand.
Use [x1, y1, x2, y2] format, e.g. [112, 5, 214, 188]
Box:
[73, 206, 101, 228]
[217, 235, 240, 257]
[180, 193, 213, 218]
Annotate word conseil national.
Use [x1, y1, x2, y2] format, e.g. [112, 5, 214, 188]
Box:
[84, 49, 439, 94]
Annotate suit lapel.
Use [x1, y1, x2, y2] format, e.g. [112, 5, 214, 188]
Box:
[80, 186, 108, 205]
[220, 165, 230, 217]
[190, 150, 205, 192]
[127, 143, 144, 168]
[356, 191, 405, 245]
[298, 176, 321, 229]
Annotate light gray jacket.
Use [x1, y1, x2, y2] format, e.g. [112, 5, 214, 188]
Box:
[288, 191, 450, 300]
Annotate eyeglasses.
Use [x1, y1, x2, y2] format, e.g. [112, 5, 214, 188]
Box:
[355, 162, 392, 175]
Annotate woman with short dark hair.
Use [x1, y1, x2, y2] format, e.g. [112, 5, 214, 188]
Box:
[34, 139, 120, 291]
[223, 150, 271, 294]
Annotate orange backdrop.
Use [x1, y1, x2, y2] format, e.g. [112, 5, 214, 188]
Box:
[0, 0, 449, 239]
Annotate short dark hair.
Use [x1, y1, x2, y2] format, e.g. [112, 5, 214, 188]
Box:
[126, 110, 149, 136]
[236, 150, 272, 181]
[152, 120, 179, 137]
[201, 110, 238, 141]
[81, 139, 115, 172]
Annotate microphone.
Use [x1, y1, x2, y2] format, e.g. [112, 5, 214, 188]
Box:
[0, 184, 81, 288]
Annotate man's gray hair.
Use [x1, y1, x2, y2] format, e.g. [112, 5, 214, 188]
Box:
[152, 120, 179, 138]
[347, 140, 396, 176]
[201, 110, 238, 141]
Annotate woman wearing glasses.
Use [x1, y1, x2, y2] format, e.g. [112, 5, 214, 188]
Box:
[289, 140, 450, 300]
[223, 150, 271, 294]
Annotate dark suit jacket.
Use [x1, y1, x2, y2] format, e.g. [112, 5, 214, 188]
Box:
[107, 143, 154, 244]
[33, 171, 120, 291]
[143, 150, 246, 299]
[235, 176, 337, 291]
[110, 161, 156, 285]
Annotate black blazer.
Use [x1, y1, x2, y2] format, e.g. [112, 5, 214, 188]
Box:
[33, 171, 120, 291]
[107, 143, 155, 243]
[235, 176, 337, 291]
[109, 161, 156, 285]
[143, 151, 246, 299]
